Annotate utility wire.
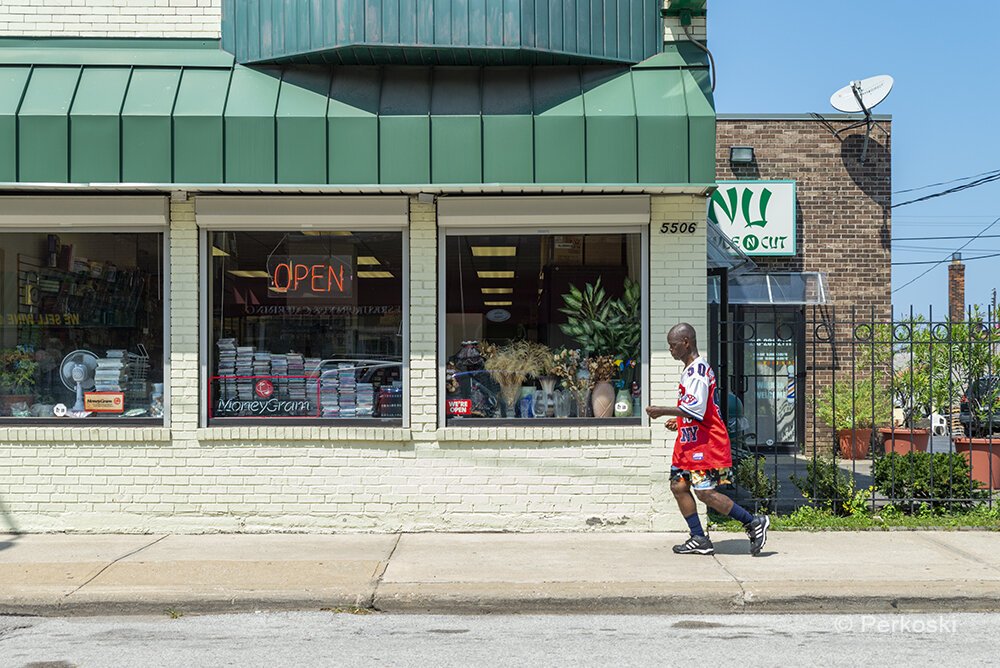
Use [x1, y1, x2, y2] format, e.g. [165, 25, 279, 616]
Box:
[893, 168, 1000, 195]
[892, 171, 1000, 208]
[894, 233, 1000, 242]
[892, 214, 1000, 293]
[892, 251, 1000, 266]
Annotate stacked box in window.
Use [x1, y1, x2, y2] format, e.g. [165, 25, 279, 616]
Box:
[236, 346, 255, 400]
[377, 384, 403, 418]
[287, 353, 306, 408]
[356, 382, 375, 417]
[305, 358, 322, 412]
[337, 363, 357, 418]
[319, 369, 340, 418]
[270, 354, 287, 398]
[216, 338, 237, 401]
[94, 350, 127, 392]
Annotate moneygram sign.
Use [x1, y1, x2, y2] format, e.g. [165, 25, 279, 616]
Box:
[709, 181, 796, 257]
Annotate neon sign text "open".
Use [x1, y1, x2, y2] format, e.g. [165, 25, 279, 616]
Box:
[269, 255, 353, 296]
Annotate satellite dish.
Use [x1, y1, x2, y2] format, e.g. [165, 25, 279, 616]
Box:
[827, 74, 893, 164]
[59, 350, 98, 413]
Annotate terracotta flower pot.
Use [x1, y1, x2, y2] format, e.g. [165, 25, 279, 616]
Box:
[837, 428, 873, 459]
[878, 427, 930, 455]
[954, 436, 1000, 490]
[590, 381, 615, 418]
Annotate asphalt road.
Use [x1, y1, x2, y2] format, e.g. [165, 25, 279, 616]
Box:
[0, 611, 991, 667]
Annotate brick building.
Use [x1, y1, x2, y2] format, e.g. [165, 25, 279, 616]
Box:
[712, 115, 892, 452]
[0, 1, 721, 533]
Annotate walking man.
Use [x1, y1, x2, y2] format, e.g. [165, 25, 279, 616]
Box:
[646, 323, 769, 556]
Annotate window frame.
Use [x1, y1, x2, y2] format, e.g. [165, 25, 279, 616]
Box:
[197, 197, 410, 429]
[437, 223, 649, 428]
[0, 224, 170, 427]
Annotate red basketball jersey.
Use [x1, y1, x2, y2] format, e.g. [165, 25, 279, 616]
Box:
[672, 356, 732, 470]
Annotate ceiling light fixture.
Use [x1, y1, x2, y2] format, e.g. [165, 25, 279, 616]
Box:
[357, 256, 381, 265]
[227, 270, 270, 278]
[481, 287, 513, 294]
[358, 271, 394, 279]
[477, 270, 515, 279]
[483, 301, 512, 307]
[211, 246, 230, 257]
[472, 246, 517, 257]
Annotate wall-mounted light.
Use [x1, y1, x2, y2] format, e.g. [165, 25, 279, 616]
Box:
[729, 146, 755, 164]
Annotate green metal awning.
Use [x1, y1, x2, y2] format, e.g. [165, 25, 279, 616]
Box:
[0, 39, 715, 188]
[222, 0, 662, 66]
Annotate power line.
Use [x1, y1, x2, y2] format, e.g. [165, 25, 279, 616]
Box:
[894, 233, 1000, 241]
[892, 172, 1000, 208]
[892, 214, 1000, 293]
[892, 252, 1000, 265]
[893, 169, 1000, 195]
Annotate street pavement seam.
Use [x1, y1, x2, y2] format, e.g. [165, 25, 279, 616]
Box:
[711, 555, 747, 609]
[64, 534, 170, 602]
[368, 533, 402, 611]
[915, 533, 1000, 575]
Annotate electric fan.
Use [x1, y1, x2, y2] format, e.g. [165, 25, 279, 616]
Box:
[59, 350, 99, 413]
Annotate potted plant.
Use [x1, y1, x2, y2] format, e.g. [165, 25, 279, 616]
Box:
[815, 376, 892, 459]
[559, 277, 640, 359]
[0, 348, 38, 416]
[953, 381, 1000, 490]
[587, 355, 617, 418]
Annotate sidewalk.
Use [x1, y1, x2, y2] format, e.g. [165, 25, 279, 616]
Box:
[2, 531, 1000, 616]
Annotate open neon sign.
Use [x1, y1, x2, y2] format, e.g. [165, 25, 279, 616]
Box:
[268, 255, 354, 298]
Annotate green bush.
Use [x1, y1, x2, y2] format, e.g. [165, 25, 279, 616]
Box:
[789, 457, 856, 516]
[734, 456, 776, 513]
[873, 451, 989, 511]
[814, 377, 893, 431]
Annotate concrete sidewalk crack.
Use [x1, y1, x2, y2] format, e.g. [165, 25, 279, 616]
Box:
[367, 533, 402, 611]
[64, 534, 171, 599]
[713, 556, 748, 609]
[916, 534, 1000, 575]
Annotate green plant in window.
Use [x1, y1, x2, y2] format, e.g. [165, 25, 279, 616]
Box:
[559, 277, 640, 360]
[0, 348, 37, 395]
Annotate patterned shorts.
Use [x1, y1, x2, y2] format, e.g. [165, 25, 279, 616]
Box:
[670, 467, 733, 491]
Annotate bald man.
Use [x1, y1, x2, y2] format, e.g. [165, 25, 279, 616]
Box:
[647, 323, 769, 556]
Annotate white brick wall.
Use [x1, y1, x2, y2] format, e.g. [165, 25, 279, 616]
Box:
[0, 194, 707, 534]
[0, 0, 221, 38]
[662, 1, 708, 43]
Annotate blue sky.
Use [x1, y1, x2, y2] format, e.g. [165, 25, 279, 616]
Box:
[709, 0, 1000, 316]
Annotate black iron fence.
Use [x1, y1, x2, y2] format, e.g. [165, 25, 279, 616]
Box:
[714, 305, 1000, 514]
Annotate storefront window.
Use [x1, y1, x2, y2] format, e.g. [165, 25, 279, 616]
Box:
[0, 232, 165, 421]
[208, 231, 404, 423]
[444, 232, 642, 423]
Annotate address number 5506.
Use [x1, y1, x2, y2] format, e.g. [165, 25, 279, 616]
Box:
[659, 222, 698, 234]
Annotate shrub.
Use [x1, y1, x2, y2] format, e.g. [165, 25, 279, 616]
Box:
[734, 456, 776, 513]
[789, 457, 856, 516]
[873, 451, 989, 511]
[814, 377, 893, 431]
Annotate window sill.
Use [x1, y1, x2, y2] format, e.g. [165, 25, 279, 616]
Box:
[436, 421, 651, 442]
[196, 426, 411, 442]
[0, 426, 171, 443]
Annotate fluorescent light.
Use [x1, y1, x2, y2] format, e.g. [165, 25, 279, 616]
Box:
[484, 301, 512, 307]
[358, 271, 394, 278]
[477, 270, 515, 279]
[302, 231, 353, 236]
[481, 287, 512, 294]
[211, 246, 230, 257]
[357, 256, 381, 265]
[472, 246, 517, 257]
[227, 270, 270, 278]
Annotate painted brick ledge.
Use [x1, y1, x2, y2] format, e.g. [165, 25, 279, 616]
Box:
[0, 427, 170, 443]
[436, 427, 652, 442]
[195, 427, 412, 442]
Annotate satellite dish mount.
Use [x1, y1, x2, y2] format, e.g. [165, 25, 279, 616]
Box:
[828, 75, 893, 164]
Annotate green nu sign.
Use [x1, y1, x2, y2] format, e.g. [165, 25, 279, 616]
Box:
[709, 181, 796, 256]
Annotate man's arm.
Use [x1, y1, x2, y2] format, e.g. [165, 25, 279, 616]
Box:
[646, 405, 686, 420]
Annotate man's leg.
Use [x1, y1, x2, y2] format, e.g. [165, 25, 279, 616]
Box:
[694, 485, 770, 556]
[670, 473, 714, 555]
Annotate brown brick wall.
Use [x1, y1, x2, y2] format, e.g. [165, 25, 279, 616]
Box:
[716, 118, 892, 318]
[716, 118, 893, 455]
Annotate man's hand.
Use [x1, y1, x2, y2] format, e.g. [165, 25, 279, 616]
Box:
[646, 406, 670, 420]
[666, 417, 678, 431]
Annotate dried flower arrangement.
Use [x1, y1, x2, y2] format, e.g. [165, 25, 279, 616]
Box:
[586, 355, 617, 384]
[483, 340, 549, 411]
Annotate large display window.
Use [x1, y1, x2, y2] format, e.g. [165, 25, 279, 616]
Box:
[442, 231, 643, 424]
[207, 230, 404, 424]
[0, 232, 165, 422]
